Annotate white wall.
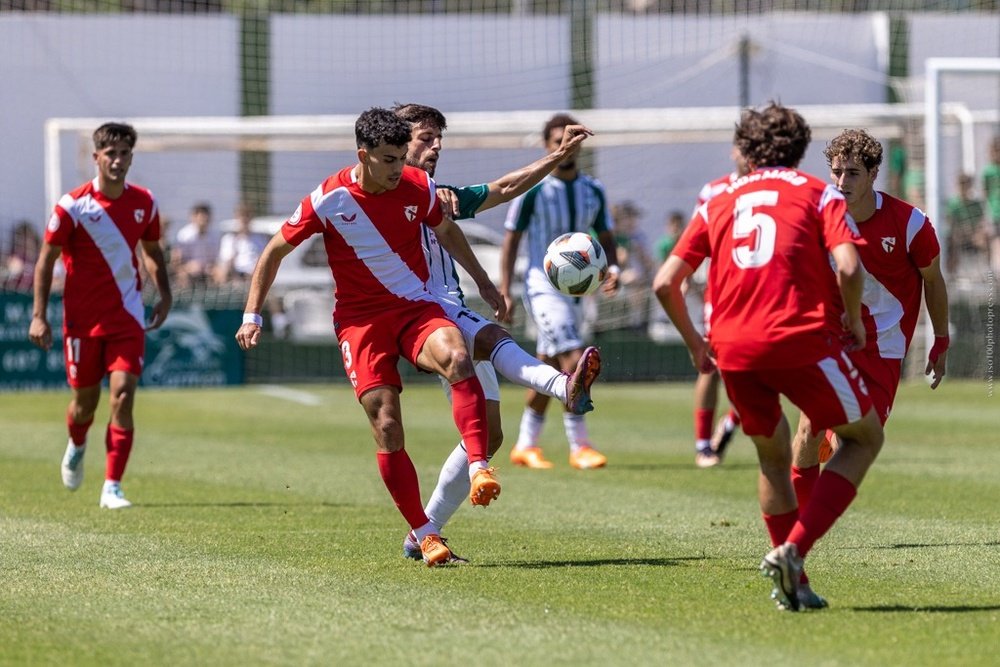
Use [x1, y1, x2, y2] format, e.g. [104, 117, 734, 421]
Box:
[0, 14, 240, 241]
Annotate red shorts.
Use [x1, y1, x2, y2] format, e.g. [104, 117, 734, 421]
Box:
[720, 351, 873, 437]
[848, 349, 902, 424]
[63, 329, 145, 388]
[335, 300, 456, 399]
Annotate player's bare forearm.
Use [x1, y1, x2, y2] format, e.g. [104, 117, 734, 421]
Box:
[498, 231, 522, 323]
[653, 256, 710, 369]
[479, 125, 593, 213]
[140, 241, 173, 330]
[28, 243, 60, 351]
[236, 235, 292, 351]
[920, 257, 950, 337]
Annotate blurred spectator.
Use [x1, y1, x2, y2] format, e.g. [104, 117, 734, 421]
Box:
[611, 200, 656, 286]
[944, 173, 988, 275]
[655, 209, 686, 264]
[2, 220, 42, 292]
[983, 136, 1000, 276]
[172, 202, 219, 288]
[214, 202, 268, 284]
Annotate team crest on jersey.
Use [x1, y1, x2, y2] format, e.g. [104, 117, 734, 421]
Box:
[403, 205, 418, 222]
[134, 209, 145, 223]
[881, 236, 896, 253]
[288, 204, 303, 226]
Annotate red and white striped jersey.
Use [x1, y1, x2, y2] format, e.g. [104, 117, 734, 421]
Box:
[846, 191, 940, 359]
[46, 178, 160, 337]
[280, 165, 443, 320]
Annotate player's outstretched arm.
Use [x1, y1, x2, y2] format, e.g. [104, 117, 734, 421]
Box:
[140, 239, 173, 331]
[28, 241, 62, 352]
[919, 255, 950, 389]
[475, 124, 594, 214]
[236, 233, 295, 351]
[652, 255, 712, 372]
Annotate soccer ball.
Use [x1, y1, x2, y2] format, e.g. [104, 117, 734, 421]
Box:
[543, 232, 608, 296]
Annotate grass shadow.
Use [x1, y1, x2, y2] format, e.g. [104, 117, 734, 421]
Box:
[851, 604, 1000, 613]
[611, 463, 759, 472]
[137, 501, 348, 509]
[478, 555, 710, 569]
[841, 540, 1000, 550]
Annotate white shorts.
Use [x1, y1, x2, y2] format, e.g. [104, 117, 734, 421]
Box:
[437, 299, 493, 355]
[523, 287, 584, 357]
[440, 359, 501, 402]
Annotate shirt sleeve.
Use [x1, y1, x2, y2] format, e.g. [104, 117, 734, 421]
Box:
[909, 218, 941, 269]
[444, 184, 489, 220]
[671, 205, 711, 269]
[45, 198, 75, 246]
[504, 184, 540, 232]
[141, 195, 161, 243]
[281, 192, 324, 247]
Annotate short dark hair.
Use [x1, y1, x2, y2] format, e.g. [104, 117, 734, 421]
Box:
[93, 122, 137, 151]
[543, 113, 579, 143]
[191, 202, 212, 217]
[823, 128, 883, 171]
[734, 102, 811, 169]
[355, 107, 413, 150]
[393, 103, 447, 132]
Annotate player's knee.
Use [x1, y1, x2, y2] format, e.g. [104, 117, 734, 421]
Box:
[373, 416, 404, 451]
[442, 347, 474, 380]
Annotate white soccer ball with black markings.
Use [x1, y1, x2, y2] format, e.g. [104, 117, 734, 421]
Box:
[543, 232, 608, 296]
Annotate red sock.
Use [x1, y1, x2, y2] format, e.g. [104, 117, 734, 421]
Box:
[376, 450, 430, 530]
[449, 376, 488, 464]
[791, 464, 820, 511]
[728, 409, 741, 427]
[694, 408, 714, 440]
[104, 424, 134, 482]
[67, 410, 93, 446]
[787, 470, 858, 558]
[762, 509, 798, 547]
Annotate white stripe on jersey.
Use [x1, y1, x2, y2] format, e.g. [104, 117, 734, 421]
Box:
[818, 355, 863, 424]
[860, 272, 907, 359]
[904, 206, 927, 251]
[60, 192, 145, 329]
[313, 185, 432, 304]
[422, 224, 464, 305]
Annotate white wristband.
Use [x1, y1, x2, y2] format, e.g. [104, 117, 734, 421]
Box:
[607, 265, 621, 277]
[243, 312, 263, 327]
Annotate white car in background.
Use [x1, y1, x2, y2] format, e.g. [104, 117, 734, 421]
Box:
[221, 216, 519, 341]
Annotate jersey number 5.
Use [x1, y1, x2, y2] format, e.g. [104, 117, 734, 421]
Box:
[732, 190, 778, 269]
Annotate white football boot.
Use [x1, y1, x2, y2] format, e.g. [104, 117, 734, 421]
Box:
[99, 481, 132, 509]
[61, 440, 86, 491]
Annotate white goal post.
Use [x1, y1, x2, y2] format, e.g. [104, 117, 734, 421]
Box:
[44, 102, 989, 215]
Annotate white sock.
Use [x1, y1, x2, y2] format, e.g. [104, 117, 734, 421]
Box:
[424, 442, 472, 532]
[413, 521, 437, 542]
[563, 413, 591, 452]
[66, 438, 85, 451]
[102, 480, 120, 493]
[514, 407, 546, 450]
[490, 338, 567, 402]
[696, 438, 712, 453]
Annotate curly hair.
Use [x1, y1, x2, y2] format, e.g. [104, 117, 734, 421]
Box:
[543, 113, 580, 143]
[93, 122, 137, 151]
[392, 103, 447, 132]
[355, 107, 413, 150]
[823, 129, 883, 171]
[734, 102, 811, 169]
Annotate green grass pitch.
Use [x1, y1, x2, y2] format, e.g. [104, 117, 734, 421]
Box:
[1, 380, 997, 666]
